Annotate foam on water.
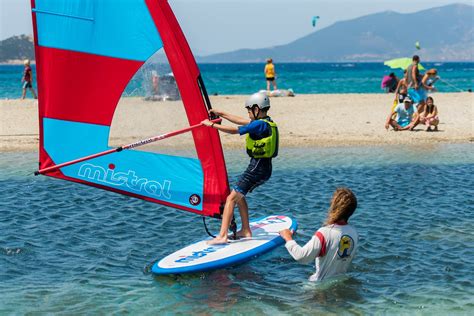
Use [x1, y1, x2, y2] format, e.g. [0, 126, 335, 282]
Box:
[0, 144, 473, 314]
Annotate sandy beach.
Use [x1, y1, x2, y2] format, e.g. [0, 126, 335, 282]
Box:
[0, 93, 472, 152]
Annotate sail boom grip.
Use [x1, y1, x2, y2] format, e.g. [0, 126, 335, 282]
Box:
[35, 118, 221, 176]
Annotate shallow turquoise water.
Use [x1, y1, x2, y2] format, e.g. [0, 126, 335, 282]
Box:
[1, 144, 473, 314]
[1, 62, 473, 99]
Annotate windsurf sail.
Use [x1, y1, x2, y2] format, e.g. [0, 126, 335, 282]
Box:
[30, 0, 229, 218]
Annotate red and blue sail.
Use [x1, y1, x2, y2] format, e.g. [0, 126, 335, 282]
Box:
[31, 0, 229, 218]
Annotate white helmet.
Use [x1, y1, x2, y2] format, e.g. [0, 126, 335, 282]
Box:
[245, 93, 270, 110]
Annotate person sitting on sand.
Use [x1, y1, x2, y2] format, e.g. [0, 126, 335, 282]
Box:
[279, 188, 359, 282]
[419, 96, 439, 132]
[21, 59, 37, 100]
[258, 89, 295, 97]
[202, 93, 278, 245]
[385, 97, 417, 131]
[264, 58, 277, 91]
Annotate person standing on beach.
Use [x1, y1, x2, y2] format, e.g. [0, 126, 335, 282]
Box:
[21, 59, 37, 100]
[394, 71, 408, 103]
[390, 71, 408, 111]
[201, 93, 279, 245]
[264, 58, 277, 91]
[151, 70, 159, 95]
[279, 188, 359, 282]
[405, 55, 425, 108]
[421, 69, 439, 94]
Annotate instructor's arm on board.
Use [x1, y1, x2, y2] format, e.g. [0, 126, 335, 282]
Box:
[280, 229, 319, 264]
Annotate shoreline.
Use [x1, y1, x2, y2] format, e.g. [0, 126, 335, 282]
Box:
[2, 61, 474, 66]
[1, 93, 472, 152]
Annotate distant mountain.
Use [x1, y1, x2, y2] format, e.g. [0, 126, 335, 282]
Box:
[2, 4, 472, 64]
[0, 35, 35, 63]
[198, 4, 474, 62]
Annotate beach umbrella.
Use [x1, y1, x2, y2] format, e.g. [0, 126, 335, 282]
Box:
[384, 58, 425, 71]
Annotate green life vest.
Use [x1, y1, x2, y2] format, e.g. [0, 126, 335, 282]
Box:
[245, 119, 279, 158]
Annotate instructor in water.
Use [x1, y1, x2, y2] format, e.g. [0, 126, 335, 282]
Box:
[202, 93, 279, 245]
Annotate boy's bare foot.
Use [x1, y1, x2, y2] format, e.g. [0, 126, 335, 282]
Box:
[236, 229, 252, 238]
[207, 236, 228, 245]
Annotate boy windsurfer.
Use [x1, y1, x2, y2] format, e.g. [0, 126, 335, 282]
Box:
[202, 93, 279, 245]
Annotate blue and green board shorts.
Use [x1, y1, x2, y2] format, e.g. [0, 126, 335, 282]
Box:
[408, 88, 426, 103]
[234, 158, 272, 195]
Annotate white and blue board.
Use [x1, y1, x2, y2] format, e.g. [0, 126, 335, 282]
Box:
[152, 215, 297, 275]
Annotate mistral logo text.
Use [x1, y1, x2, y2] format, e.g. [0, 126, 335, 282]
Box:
[175, 246, 227, 264]
[78, 163, 171, 199]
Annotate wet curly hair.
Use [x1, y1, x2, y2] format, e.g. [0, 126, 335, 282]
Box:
[324, 188, 357, 225]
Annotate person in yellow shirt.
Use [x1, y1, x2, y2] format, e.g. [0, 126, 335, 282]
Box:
[264, 58, 277, 91]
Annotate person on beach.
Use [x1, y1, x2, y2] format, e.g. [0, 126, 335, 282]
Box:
[381, 72, 398, 93]
[279, 188, 359, 282]
[419, 96, 439, 132]
[395, 71, 408, 102]
[405, 55, 425, 108]
[21, 59, 37, 100]
[202, 93, 278, 245]
[421, 69, 439, 94]
[258, 89, 295, 97]
[151, 70, 159, 95]
[385, 97, 417, 131]
[392, 71, 408, 111]
[264, 58, 277, 91]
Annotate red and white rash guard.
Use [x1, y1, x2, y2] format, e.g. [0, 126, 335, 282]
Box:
[284, 222, 358, 281]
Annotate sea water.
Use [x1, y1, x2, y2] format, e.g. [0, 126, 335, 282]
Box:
[1, 62, 473, 99]
[0, 144, 473, 314]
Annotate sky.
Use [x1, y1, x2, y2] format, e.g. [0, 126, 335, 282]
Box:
[1, 0, 471, 56]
